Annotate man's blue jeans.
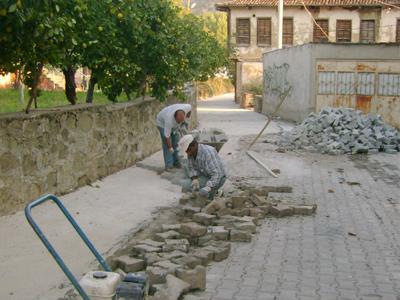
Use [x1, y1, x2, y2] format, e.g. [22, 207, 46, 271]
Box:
[158, 127, 180, 169]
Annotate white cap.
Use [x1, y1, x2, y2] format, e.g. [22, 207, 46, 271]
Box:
[178, 134, 194, 154]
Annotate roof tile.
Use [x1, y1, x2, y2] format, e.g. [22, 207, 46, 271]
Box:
[216, 0, 400, 8]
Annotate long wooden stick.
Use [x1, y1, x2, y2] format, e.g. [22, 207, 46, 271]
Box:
[246, 151, 278, 178]
[248, 87, 291, 150]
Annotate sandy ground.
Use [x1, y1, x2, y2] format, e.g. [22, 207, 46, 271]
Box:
[0, 93, 285, 300]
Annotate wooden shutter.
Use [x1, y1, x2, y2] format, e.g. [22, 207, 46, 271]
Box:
[313, 19, 329, 43]
[396, 19, 400, 43]
[257, 18, 271, 46]
[336, 20, 352, 42]
[236, 18, 250, 46]
[283, 18, 293, 46]
[360, 20, 375, 43]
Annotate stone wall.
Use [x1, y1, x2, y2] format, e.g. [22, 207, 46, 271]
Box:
[0, 92, 197, 216]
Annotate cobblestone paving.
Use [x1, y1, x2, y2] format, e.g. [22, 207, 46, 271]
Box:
[204, 151, 400, 300]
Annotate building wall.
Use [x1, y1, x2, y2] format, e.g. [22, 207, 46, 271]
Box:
[0, 92, 197, 216]
[230, 6, 400, 61]
[262, 43, 400, 126]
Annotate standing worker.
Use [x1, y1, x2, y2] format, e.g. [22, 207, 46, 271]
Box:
[156, 104, 192, 170]
[179, 134, 227, 200]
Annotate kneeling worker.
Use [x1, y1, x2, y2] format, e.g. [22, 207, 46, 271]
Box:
[179, 135, 227, 199]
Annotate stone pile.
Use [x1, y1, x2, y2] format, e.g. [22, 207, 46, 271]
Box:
[276, 107, 400, 155]
[110, 187, 317, 300]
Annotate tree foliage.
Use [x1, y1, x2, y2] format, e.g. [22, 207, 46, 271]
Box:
[0, 0, 227, 112]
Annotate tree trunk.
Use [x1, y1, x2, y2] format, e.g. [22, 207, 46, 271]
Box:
[25, 63, 43, 113]
[86, 76, 97, 103]
[124, 82, 132, 101]
[16, 68, 25, 104]
[63, 66, 77, 105]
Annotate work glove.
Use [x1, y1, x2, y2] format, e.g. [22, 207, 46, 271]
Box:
[168, 148, 174, 154]
[191, 179, 200, 191]
[199, 186, 211, 198]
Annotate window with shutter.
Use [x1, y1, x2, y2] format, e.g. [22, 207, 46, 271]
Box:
[236, 18, 250, 46]
[257, 18, 272, 46]
[313, 19, 329, 43]
[360, 20, 375, 43]
[396, 19, 400, 43]
[283, 18, 293, 46]
[336, 20, 352, 43]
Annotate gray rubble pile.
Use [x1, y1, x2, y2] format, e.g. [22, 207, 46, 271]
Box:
[277, 107, 400, 155]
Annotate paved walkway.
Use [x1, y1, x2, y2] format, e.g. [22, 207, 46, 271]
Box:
[199, 95, 400, 300]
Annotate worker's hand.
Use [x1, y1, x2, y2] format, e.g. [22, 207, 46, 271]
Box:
[168, 148, 175, 154]
[191, 179, 200, 191]
[199, 186, 211, 198]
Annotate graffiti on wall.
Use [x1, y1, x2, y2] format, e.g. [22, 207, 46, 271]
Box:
[264, 63, 292, 99]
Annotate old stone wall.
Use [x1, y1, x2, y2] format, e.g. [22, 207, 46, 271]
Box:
[0, 93, 197, 216]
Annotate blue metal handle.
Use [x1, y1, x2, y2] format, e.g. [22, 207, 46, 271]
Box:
[25, 194, 112, 300]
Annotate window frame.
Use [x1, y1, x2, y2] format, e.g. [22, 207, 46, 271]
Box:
[313, 19, 329, 43]
[336, 20, 352, 43]
[283, 17, 294, 46]
[360, 20, 376, 44]
[257, 17, 272, 47]
[236, 18, 251, 46]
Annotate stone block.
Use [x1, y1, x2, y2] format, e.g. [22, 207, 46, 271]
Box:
[193, 213, 216, 226]
[162, 224, 181, 232]
[208, 226, 229, 241]
[154, 260, 182, 275]
[133, 244, 161, 255]
[270, 204, 294, 217]
[231, 196, 248, 209]
[183, 295, 210, 300]
[154, 230, 181, 242]
[197, 234, 213, 246]
[251, 194, 269, 206]
[180, 222, 207, 238]
[161, 251, 187, 261]
[140, 239, 165, 248]
[163, 239, 190, 253]
[202, 198, 229, 215]
[191, 248, 214, 265]
[146, 266, 169, 285]
[144, 253, 163, 266]
[202, 245, 230, 262]
[172, 255, 203, 269]
[116, 255, 145, 273]
[229, 229, 252, 242]
[176, 266, 206, 291]
[291, 205, 317, 215]
[181, 206, 201, 218]
[165, 274, 191, 299]
[249, 207, 265, 219]
[234, 222, 256, 234]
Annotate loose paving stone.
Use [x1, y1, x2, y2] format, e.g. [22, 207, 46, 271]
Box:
[140, 239, 165, 248]
[180, 222, 207, 238]
[191, 248, 214, 265]
[202, 245, 230, 262]
[154, 230, 181, 242]
[133, 244, 162, 254]
[161, 251, 187, 261]
[233, 222, 257, 234]
[193, 213, 217, 226]
[114, 268, 126, 278]
[249, 207, 265, 218]
[202, 198, 230, 214]
[251, 194, 269, 206]
[163, 239, 190, 253]
[115, 255, 145, 273]
[229, 229, 252, 242]
[181, 206, 201, 218]
[231, 196, 248, 209]
[151, 275, 190, 300]
[291, 205, 317, 215]
[208, 226, 229, 241]
[177, 266, 207, 291]
[161, 224, 181, 232]
[146, 266, 169, 285]
[172, 255, 203, 269]
[144, 253, 163, 266]
[269, 204, 294, 217]
[154, 260, 182, 275]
